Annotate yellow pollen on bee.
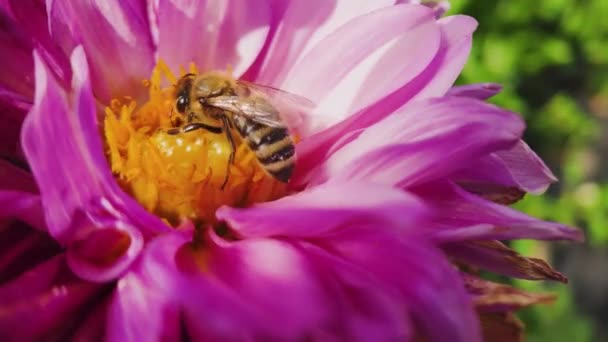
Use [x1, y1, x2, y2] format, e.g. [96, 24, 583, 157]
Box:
[103, 60, 287, 226]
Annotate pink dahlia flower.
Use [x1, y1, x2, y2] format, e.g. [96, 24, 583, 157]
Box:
[0, 1, 581, 341]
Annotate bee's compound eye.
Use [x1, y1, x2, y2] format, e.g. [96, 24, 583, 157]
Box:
[176, 95, 188, 113]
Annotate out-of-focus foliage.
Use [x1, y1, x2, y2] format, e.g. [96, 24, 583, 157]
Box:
[449, 0, 608, 341]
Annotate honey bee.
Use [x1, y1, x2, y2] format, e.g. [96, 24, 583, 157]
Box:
[168, 72, 312, 188]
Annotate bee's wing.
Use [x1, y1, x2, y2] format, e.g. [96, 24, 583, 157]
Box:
[205, 96, 286, 128]
[238, 80, 314, 130]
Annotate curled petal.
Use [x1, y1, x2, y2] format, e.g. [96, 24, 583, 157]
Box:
[445, 240, 568, 282]
[454, 140, 558, 195]
[217, 182, 429, 238]
[107, 233, 187, 341]
[65, 208, 143, 283]
[152, 0, 270, 77]
[310, 97, 523, 187]
[47, 0, 155, 101]
[447, 83, 503, 100]
[413, 181, 582, 242]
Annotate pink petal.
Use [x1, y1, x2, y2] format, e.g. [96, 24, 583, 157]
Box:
[0, 106, 26, 163]
[342, 15, 440, 117]
[407, 15, 477, 102]
[412, 181, 583, 242]
[0, 159, 37, 193]
[0, 85, 31, 113]
[396, 1, 450, 18]
[315, 226, 481, 342]
[65, 210, 143, 282]
[309, 97, 523, 187]
[282, 4, 436, 121]
[109, 233, 251, 340]
[204, 231, 330, 339]
[4, 0, 72, 85]
[0, 13, 34, 97]
[0, 255, 102, 340]
[0, 191, 45, 231]
[301, 242, 413, 340]
[447, 83, 503, 100]
[0, 222, 61, 284]
[246, 0, 394, 86]
[72, 298, 110, 341]
[292, 15, 478, 183]
[453, 140, 558, 195]
[22, 47, 170, 242]
[69, 47, 171, 237]
[47, 0, 155, 101]
[151, 0, 270, 77]
[22, 49, 103, 242]
[216, 182, 429, 238]
[109, 274, 181, 341]
[0, 87, 31, 162]
[107, 233, 186, 341]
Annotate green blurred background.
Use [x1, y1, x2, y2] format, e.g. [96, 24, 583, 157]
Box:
[449, 1, 608, 341]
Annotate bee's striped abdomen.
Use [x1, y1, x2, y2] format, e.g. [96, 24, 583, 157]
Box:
[234, 117, 296, 183]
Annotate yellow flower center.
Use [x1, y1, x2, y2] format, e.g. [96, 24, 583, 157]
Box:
[103, 62, 287, 226]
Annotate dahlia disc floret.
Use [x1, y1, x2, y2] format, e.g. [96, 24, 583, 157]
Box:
[0, 1, 582, 341]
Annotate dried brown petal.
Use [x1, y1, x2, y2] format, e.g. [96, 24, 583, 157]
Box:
[463, 274, 556, 312]
[480, 312, 524, 342]
[458, 182, 526, 205]
[446, 240, 567, 282]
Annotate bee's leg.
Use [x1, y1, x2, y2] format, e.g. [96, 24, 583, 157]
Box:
[220, 116, 236, 190]
[176, 123, 223, 134]
[185, 123, 223, 134]
[221, 116, 236, 164]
